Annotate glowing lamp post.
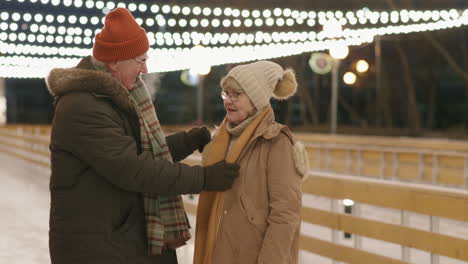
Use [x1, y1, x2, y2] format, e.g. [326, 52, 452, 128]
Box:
[329, 44, 349, 134]
[343, 72, 357, 85]
[356, 60, 369, 73]
[189, 45, 211, 124]
[0, 79, 5, 125]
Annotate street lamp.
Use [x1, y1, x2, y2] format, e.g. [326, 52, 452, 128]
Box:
[356, 60, 369, 73]
[329, 44, 349, 134]
[189, 45, 211, 124]
[0, 78, 5, 125]
[343, 72, 357, 85]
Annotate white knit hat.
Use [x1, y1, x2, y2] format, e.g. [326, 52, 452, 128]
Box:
[223, 60, 297, 109]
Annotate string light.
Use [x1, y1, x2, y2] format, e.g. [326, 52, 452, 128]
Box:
[3, 1, 468, 78]
[0, 16, 468, 56]
[8, 0, 466, 28]
[1, 36, 371, 77]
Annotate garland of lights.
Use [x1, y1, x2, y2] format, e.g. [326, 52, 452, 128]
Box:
[0, 19, 466, 78]
[3, 2, 465, 29]
[1, 1, 467, 78]
[0, 37, 371, 78]
[1, 9, 466, 49]
[0, 28, 322, 47]
[1, 11, 467, 78]
[1, 16, 466, 58]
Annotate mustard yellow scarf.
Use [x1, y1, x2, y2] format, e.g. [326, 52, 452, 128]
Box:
[193, 106, 271, 264]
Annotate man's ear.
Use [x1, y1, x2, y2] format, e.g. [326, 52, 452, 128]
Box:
[106, 61, 118, 72]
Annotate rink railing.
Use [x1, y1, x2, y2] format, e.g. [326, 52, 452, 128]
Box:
[2, 124, 468, 189]
[1, 125, 468, 263]
[298, 172, 468, 264]
[295, 132, 468, 190]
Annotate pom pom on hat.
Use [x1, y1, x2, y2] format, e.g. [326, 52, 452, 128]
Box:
[93, 8, 149, 62]
[273, 69, 297, 100]
[223, 60, 297, 109]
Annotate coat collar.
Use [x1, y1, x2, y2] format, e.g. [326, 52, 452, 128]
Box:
[46, 56, 134, 114]
[251, 106, 294, 143]
[232, 106, 294, 166]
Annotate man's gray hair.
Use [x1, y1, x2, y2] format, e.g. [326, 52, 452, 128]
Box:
[91, 56, 108, 69]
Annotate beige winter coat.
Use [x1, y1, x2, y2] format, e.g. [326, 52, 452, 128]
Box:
[206, 108, 303, 264]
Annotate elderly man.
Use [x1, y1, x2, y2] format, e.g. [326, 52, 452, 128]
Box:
[46, 7, 239, 264]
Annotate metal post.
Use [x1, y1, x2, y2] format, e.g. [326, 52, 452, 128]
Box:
[380, 152, 385, 179]
[353, 203, 362, 249]
[418, 154, 424, 183]
[331, 59, 341, 134]
[0, 78, 5, 125]
[357, 150, 363, 176]
[401, 211, 410, 261]
[196, 75, 203, 123]
[317, 147, 322, 170]
[430, 216, 440, 264]
[432, 154, 439, 185]
[330, 198, 339, 264]
[346, 150, 351, 174]
[375, 36, 382, 126]
[392, 152, 398, 180]
[464, 157, 468, 188]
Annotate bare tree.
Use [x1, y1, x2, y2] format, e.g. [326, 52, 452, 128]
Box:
[381, 60, 394, 128]
[394, 40, 421, 134]
[386, 0, 468, 133]
[313, 74, 321, 123]
[423, 33, 468, 85]
[283, 55, 319, 125]
[295, 55, 319, 124]
[339, 96, 367, 127]
[426, 66, 438, 129]
[284, 100, 294, 126]
[462, 30, 468, 127]
[385, 0, 421, 134]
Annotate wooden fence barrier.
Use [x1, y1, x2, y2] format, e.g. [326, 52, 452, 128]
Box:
[295, 133, 468, 189]
[300, 172, 468, 263]
[1, 125, 468, 263]
[3, 125, 468, 188]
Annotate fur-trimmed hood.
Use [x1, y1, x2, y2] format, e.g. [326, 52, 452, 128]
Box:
[46, 56, 134, 114]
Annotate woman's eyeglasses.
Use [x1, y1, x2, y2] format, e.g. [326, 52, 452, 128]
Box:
[221, 90, 244, 102]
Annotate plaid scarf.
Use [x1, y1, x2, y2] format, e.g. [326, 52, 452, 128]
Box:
[128, 80, 191, 255]
[91, 59, 191, 255]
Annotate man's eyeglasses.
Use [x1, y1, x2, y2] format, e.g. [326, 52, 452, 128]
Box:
[221, 90, 244, 102]
[134, 57, 148, 65]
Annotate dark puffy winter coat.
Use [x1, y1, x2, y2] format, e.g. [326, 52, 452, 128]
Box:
[47, 56, 203, 264]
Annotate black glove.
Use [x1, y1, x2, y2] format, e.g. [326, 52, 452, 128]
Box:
[203, 161, 240, 191]
[186, 126, 211, 153]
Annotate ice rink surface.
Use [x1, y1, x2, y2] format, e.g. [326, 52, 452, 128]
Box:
[1, 152, 467, 264]
[0, 153, 318, 264]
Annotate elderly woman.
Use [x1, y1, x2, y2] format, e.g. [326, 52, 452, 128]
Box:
[193, 61, 309, 264]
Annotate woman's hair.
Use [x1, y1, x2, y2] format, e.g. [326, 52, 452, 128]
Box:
[220, 76, 243, 92]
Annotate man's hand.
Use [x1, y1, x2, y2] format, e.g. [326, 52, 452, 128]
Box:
[186, 126, 211, 153]
[203, 161, 240, 191]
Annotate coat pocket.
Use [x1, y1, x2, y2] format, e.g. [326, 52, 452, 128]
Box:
[112, 205, 139, 235]
[240, 195, 267, 234]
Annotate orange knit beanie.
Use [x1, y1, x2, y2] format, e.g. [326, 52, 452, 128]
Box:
[93, 8, 149, 62]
